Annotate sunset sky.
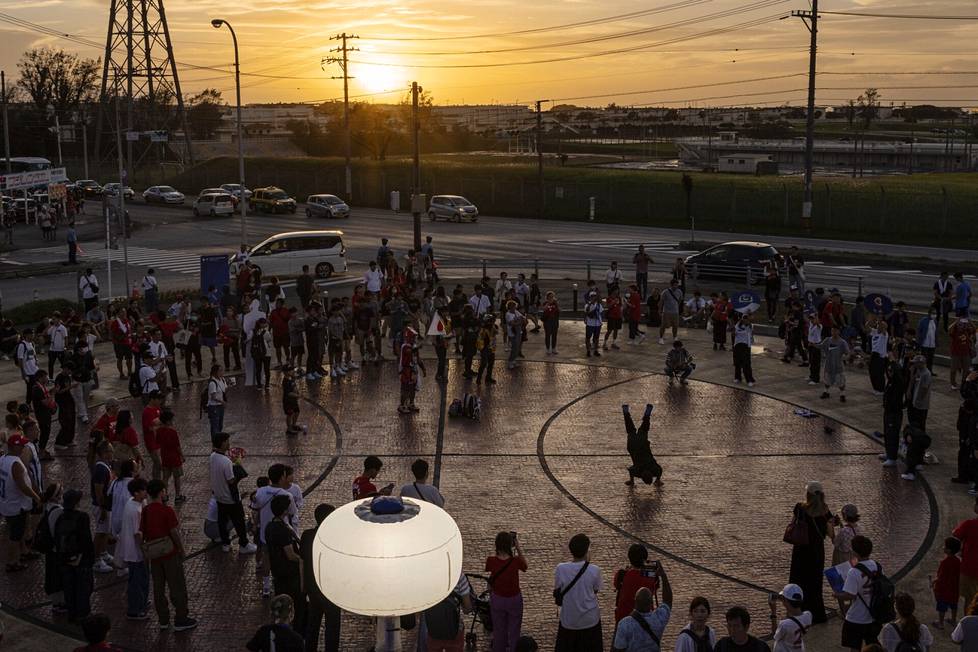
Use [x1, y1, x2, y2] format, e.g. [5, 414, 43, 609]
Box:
[1, 0, 977, 109]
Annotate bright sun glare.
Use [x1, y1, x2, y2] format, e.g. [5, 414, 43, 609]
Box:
[358, 66, 406, 94]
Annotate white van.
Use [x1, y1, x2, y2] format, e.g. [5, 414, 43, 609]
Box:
[238, 230, 347, 279]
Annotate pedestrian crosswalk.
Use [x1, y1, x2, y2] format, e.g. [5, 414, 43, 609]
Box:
[546, 238, 697, 255]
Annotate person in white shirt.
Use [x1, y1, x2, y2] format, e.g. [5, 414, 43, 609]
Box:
[363, 261, 385, 294]
[769, 583, 812, 652]
[605, 261, 623, 295]
[118, 478, 150, 618]
[834, 535, 882, 651]
[208, 432, 256, 554]
[15, 329, 39, 402]
[79, 268, 100, 312]
[398, 458, 445, 508]
[879, 593, 933, 652]
[46, 314, 68, 377]
[468, 285, 492, 318]
[554, 533, 603, 649]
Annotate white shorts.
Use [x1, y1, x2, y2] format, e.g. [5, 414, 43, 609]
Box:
[91, 504, 111, 535]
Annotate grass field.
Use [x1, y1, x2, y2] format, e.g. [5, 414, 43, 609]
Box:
[167, 156, 978, 248]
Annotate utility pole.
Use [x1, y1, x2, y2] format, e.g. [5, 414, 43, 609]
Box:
[325, 33, 359, 203]
[411, 81, 422, 251]
[1, 71, 10, 172]
[536, 99, 549, 219]
[792, 0, 819, 234]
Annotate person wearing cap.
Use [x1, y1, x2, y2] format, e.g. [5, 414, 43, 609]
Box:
[246, 594, 305, 652]
[907, 354, 932, 431]
[788, 481, 835, 624]
[769, 584, 811, 651]
[1, 433, 41, 572]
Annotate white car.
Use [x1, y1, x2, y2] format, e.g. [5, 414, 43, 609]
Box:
[193, 193, 235, 217]
[220, 183, 252, 200]
[143, 185, 185, 204]
[234, 230, 347, 279]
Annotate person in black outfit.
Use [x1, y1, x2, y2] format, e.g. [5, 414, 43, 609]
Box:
[247, 594, 305, 652]
[623, 403, 663, 487]
[787, 481, 834, 624]
[56, 489, 95, 622]
[301, 503, 340, 652]
[265, 495, 305, 632]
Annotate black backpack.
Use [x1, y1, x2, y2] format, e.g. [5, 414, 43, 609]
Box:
[423, 592, 461, 641]
[856, 562, 897, 624]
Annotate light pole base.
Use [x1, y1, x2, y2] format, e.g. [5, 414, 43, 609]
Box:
[375, 616, 402, 652]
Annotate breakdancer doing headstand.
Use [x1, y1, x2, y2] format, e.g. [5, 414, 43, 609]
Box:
[623, 403, 663, 486]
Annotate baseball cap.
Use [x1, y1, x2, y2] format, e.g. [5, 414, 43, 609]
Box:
[6, 433, 29, 447]
[779, 583, 804, 602]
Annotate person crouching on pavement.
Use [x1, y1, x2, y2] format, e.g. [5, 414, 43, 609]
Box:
[623, 403, 663, 487]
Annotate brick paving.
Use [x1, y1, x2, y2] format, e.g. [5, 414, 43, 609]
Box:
[0, 320, 969, 651]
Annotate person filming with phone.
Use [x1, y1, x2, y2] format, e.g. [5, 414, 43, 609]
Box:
[485, 530, 528, 652]
[612, 559, 672, 652]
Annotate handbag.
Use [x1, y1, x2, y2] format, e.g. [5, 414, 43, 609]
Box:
[783, 506, 811, 546]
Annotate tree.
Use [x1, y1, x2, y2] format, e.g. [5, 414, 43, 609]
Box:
[857, 88, 880, 130]
[185, 88, 225, 139]
[17, 47, 99, 114]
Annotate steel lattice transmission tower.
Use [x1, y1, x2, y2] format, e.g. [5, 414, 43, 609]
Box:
[94, 0, 194, 173]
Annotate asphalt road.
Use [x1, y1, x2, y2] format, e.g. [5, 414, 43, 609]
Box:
[0, 200, 973, 311]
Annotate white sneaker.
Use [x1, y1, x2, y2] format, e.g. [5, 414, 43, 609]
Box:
[882, 459, 897, 467]
[239, 543, 258, 554]
[658, 338, 665, 345]
[94, 560, 114, 574]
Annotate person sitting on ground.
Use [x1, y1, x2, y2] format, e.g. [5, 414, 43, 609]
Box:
[623, 403, 663, 487]
[665, 340, 695, 385]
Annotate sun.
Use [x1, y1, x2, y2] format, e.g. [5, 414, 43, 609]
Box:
[357, 65, 406, 94]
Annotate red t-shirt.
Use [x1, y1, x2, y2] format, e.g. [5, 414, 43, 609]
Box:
[953, 519, 978, 578]
[613, 568, 660, 623]
[353, 475, 377, 499]
[934, 554, 961, 603]
[141, 406, 161, 451]
[484, 555, 527, 598]
[141, 501, 179, 562]
[156, 426, 183, 469]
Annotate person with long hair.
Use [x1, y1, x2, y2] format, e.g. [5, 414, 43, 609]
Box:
[880, 593, 932, 651]
[788, 481, 835, 624]
[952, 592, 978, 648]
[485, 531, 528, 652]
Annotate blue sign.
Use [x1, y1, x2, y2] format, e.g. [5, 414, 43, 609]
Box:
[732, 290, 761, 314]
[863, 293, 893, 316]
[200, 255, 230, 299]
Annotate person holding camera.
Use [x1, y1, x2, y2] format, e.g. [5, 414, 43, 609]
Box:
[769, 584, 811, 652]
[554, 533, 604, 651]
[485, 531, 528, 652]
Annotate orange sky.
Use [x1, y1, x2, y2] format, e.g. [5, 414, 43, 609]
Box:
[1, 0, 978, 109]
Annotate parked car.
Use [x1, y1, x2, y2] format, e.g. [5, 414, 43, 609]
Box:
[75, 179, 103, 197]
[220, 183, 252, 200]
[234, 230, 346, 279]
[143, 185, 185, 204]
[251, 187, 296, 214]
[684, 241, 780, 281]
[428, 195, 478, 222]
[305, 194, 350, 219]
[193, 192, 235, 217]
[200, 187, 239, 207]
[103, 182, 135, 200]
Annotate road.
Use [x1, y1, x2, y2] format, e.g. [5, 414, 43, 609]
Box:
[0, 200, 973, 310]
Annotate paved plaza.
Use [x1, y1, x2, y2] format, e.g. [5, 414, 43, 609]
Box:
[0, 319, 965, 651]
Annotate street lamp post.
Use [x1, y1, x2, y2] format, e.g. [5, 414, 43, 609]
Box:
[211, 18, 247, 245]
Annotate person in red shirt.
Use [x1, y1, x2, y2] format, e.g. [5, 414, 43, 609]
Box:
[613, 544, 660, 623]
[268, 297, 292, 368]
[141, 392, 163, 480]
[155, 409, 185, 504]
[603, 288, 624, 351]
[485, 531, 529, 652]
[352, 455, 393, 499]
[72, 613, 124, 652]
[932, 536, 962, 629]
[141, 479, 196, 632]
[954, 498, 978, 611]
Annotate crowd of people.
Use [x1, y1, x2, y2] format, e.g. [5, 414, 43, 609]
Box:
[0, 235, 975, 652]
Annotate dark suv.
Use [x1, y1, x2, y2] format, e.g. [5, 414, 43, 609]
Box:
[684, 241, 779, 281]
[251, 186, 297, 214]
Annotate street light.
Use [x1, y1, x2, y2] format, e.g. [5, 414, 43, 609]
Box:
[211, 18, 247, 245]
[312, 497, 463, 651]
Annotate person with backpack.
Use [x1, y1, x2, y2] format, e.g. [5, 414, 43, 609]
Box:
[879, 593, 932, 652]
[674, 596, 717, 652]
[55, 488, 95, 622]
[611, 576, 672, 652]
[768, 584, 811, 651]
[425, 572, 473, 651]
[554, 533, 604, 651]
[485, 531, 528, 652]
[836, 535, 889, 650]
